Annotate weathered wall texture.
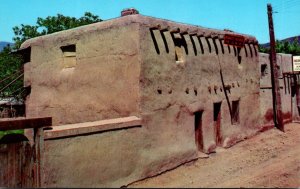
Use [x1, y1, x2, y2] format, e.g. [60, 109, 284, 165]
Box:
[22, 19, 141, 126]
[20, 14, 266, 187]
[21, 18, 145, 187]
[259, 53, 296, 126]
[138, 17, 261, 160]
[41, 116, 143, 188]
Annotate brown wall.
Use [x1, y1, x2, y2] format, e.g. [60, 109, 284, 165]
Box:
[42, 118, 144, 188]
[138, 17, 262, 180]
[21, 19, 145, 187]
[259, 53, 294, 126]
[23, 20, 141, 125]
[19, 15, 280, 188]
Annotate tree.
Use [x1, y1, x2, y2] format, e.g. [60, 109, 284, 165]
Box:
[0, 45, 23, 99]
[259, 39, 300, 55]
[12, 12, 102, 49]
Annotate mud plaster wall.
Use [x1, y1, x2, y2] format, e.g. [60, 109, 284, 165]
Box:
[42, 126, 143, 188]
[21, 21, 145, 188]
[21, 15, 267, 187]
[259, 53, 293, 125]
[138, 16, 261, 175]
[23, 21, 141, 125]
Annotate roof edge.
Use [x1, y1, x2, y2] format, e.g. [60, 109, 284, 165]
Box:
[20, 14, 257, 49]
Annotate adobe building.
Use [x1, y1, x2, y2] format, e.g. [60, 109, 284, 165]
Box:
[259, 52, 300, 126]
[4, 12, 276, 187]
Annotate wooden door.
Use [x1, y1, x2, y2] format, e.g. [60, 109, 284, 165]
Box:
[0, 135, 34, 188]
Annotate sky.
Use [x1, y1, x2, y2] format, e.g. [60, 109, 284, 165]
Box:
[0, 0, 299, 44]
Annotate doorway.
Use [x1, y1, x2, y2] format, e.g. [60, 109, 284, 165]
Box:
[194, 111, 203, 151]
[214, 102, 222, 145]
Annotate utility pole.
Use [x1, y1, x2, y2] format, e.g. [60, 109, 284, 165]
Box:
[267, 3, 284, 131]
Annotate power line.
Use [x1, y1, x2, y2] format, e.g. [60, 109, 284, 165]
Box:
[0, 69, 23, 84]
[273, 1, 300, 10]
[273, 0, 300, 12]
[0, 86, 23, 99]
[273, 0, 300, 9]
[0, 73, 24, 94]
[275, 11, 300, 14]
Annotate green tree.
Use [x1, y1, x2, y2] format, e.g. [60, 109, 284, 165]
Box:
[13, 12, 102, 49]
[288, 39, 300, 55]
[258, 45, 269, 53]
[0, 45, 23, 98]
[259, 39, 300, 55]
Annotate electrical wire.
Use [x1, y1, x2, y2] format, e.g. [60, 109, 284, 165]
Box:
[0, 86, 24, 99]
[0, 73, 24, 94]
[273, 0, 300, 9]
[273, 0, 300, 13]
[0, 69, 23, 84]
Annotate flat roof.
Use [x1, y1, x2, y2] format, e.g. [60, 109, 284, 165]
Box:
[20, 14, 257, 49]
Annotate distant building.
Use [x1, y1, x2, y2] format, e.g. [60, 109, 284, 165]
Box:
[259, 53, 300, 125]
[0, 97, 25, 118]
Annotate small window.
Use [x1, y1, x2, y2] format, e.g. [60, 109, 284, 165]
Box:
[231, 100, 240, 124]
[261, 64, 268, 77]
[61, 44, 76, 68]
[173, 33, 185, 63]
[277, 65, 283, 78]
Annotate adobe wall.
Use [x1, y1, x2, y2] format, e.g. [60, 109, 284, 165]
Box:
[21, 19, 141, 125]
[259, 53, 294, 126]
[136, 16, 262, 178]
[18, 15, 287, 188]
[41, 117, 144, 188]
[20, 17, 149, 187]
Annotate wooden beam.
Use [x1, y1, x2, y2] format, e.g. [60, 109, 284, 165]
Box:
[0, 117, 52, 131]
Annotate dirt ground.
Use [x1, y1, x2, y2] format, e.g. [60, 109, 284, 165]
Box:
[128, 123, 300, 188]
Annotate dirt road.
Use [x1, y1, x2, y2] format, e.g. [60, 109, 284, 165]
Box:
[128, 123, 300, 188]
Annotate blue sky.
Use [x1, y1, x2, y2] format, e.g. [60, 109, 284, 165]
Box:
[1, 0, 299, 44]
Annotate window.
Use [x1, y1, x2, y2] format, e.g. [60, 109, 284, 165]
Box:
[231, 100, 240, 124]
[61, 44, 76, 68]
[173, 33, 185, 63]
[261, 64, 268, 77]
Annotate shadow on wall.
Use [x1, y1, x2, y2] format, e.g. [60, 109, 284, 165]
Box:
[0, 134, 29, 144]
[149, 27, 258, 65]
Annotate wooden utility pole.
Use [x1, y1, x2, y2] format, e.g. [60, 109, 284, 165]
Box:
[267, 3, 284, 131]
